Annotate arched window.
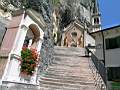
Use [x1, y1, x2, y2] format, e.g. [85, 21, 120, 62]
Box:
[71, 43, 77, 47]
[94, 18, 99, 24]
[71, 32, 77, 37]
[23, 36, 30, 47]
[29, 24, 40, 43]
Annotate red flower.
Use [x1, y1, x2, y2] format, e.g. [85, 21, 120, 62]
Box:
[20, 47, 40, 76]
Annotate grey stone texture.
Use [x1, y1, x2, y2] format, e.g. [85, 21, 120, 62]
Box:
[0, 22, 6, 46]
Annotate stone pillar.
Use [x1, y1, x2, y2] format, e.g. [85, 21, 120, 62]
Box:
[61, 33, 65, 46]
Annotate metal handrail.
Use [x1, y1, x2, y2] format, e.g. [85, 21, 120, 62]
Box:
[86, 47, 106, 90]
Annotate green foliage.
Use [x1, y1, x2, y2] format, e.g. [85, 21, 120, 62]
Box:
[52, 0, 60, 6]
[20, 47, 39, 75]
[112, 82, 120, 89]
[21, 48, 31, 60]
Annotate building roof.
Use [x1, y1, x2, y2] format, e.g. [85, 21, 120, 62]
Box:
[90, 25, 120, 35]
[26, 9, 47, 30]
[12, 9, 47, 30]
[0, 13, 23, 57]
[63, 20, 84, 32]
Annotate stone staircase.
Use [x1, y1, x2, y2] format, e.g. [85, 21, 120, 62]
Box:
[39, 46, 97, 90]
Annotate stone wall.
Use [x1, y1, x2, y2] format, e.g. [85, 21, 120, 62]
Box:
[38, 0, 54, 73]
[39, 24, 54, 73]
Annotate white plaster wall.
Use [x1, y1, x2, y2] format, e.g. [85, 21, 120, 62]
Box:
[94, 29, 120, 67]
[3, 58, 21, 82]
[12, 25, 28, 54]
[104, 30, 120, 67]
[93, 27, 101, 32]
[94, 33, 104, 60]
[84, 31, 95, 47]
[105, 48, 120, 67]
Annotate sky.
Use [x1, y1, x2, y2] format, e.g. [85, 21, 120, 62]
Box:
[99, 0, 120, 29]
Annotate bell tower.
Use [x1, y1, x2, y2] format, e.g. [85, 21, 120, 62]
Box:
[91, 0, 101, 32]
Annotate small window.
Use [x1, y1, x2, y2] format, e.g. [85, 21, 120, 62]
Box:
[106, 36, 120, 49]
[23, 36, 31, 47]
[94, 18, 99, 24]
[108, 67, 120, 81]
[105, 39, 110, 49]
[116, 36, 120, 48]
[71, 43, 77, 47]
[71, 32, 77, 37]
[93, 8, 95, 14]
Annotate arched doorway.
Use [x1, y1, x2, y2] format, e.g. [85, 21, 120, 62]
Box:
[23, 24, 40, 49]
[3, 24, 41, 84]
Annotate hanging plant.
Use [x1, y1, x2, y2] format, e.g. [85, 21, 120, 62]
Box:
[20, 46, 40, 76]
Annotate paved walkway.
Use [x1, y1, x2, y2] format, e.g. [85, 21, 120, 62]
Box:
[39, 46, 96, 90]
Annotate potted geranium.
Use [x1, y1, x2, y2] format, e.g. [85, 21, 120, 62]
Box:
[20, 46, 39, 77]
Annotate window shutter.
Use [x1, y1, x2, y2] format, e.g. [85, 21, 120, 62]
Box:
[105, 39, 110, 49]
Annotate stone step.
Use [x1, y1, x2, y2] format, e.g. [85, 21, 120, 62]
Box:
[53, 56, 89, 64]
[54, 46, 85, 51]
[44, 71, 92, 78]
[54, 53, 85, 57]
[47, 68, 89, 73]
[40, 87, 69, 90]
[50, 63, 81, 67]
[48, 65, 90, 71]
[40, 84, 84, 90]
[40, 83, 96, 90]
[40, 76, 94, 86]
[40, 80, 96, 90]
[54, 47, 85, 56]
[40, 87, 74, 90]
[39, 47, 97, 90]
[40, 73, 94, 83]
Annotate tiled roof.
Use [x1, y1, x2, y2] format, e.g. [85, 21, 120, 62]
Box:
[0, 14, 23, 57]
[26, 9, 47, 30]
[7, 14, 23, 29]
[90, 25, 120, 35]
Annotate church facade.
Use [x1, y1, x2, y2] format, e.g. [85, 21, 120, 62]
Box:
[61, 20, 84, 47]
